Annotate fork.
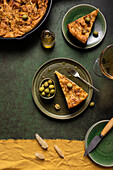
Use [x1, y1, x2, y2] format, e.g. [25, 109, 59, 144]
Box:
[68, 68, 99, 92]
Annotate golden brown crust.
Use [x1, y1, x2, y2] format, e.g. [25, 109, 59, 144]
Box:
[0, 0, 48, 38]
[67, 9, 99, 43]
[55, 71, 88, 109]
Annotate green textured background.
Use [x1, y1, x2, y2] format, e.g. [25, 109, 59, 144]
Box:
[0, 0, 113, 140]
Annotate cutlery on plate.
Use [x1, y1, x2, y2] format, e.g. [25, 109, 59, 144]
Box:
[68, 68, 99, 92]
[84, 118, 113, 156]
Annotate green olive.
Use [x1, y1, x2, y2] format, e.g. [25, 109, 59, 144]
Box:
[47, 93, 51, 97]
[90, 102, 95, 107]
[44, 88, 49, 94]
[82, 29, 86, 34]
[48, 79, 53, 84]
[50, 89, 55, 95]
[93, 31, 98, 37]
[67, 83, 73, 89]
[85, 17, 90, 23]
[55, 104, 60, 110]
[39, 86, 44, 92]
[49, 84, 55, 89]
[22, 14, 28, 21]
[44, 81, 49, 87]
[41, 91, 46, 96]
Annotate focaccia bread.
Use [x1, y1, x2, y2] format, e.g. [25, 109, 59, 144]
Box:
[67, 9, 99, 43]
[55, 71, 88, 109]
[0, 0, 48, 38]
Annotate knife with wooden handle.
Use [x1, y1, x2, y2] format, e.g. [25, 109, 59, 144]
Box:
[101, 118, 113, 136]
[84, 118, 113, 156]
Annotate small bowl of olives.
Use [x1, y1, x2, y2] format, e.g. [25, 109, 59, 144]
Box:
[39, 78, 56, 100]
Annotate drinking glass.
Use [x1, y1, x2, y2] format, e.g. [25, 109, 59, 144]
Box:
[93, 44, 113, 79]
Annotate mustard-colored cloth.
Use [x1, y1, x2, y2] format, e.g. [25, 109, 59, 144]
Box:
[0, 139, 112, 170]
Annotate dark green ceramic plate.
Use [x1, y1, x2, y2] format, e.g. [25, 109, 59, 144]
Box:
[32, 58, 93, 119]
[85, 120, 113, 167]
[62, 4, 107, 49]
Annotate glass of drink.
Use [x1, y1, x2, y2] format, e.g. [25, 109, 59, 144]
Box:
[93, 44, 113, 79]
[41, 30, 55, 49]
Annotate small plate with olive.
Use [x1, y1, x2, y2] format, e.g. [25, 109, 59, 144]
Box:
[62, 4, 107, 49]
[39, 78, 56, 100]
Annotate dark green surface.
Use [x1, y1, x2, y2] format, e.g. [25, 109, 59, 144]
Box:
[85, 120, 113, 167]
[0, 0, 113, 140]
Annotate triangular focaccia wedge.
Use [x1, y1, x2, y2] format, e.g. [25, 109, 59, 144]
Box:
[55, 71, 88, 109]
[67, 9, 99, 43]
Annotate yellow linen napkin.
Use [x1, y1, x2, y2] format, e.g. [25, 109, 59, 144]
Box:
[0, 139, 112, 170]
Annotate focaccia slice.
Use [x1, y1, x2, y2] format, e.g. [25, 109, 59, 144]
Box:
[55, 71, 88, 109]
[67, 9, 99, 43]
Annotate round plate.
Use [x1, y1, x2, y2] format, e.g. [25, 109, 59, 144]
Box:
[32, 58, 93, 119]
[0, 0, 52, 40]
[62, 4, 107, 49]
[85, 120, 113, 167]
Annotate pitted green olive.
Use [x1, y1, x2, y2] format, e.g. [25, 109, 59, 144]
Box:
[47, 93, 51, 97]
[39, 86, 44, 92]
[44, 88, 49, 94]
[82, 29, 86, 34]
[67, 83, 73, 89]
[49, 84, 55, 89]
[90, 102, 95, 107]
[41, 91, 46, 96]
[44, 81, 49, 87]
[50, 89, 55, 94]
[22, 14, 28, 21]
[85, 17, 90, 23]
[48, 79, 53, 84]
[93, 31, 98, 37]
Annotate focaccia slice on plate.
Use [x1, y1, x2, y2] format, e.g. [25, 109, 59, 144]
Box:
[55, 71, 88, 109]
[67, 9, 99, 43]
